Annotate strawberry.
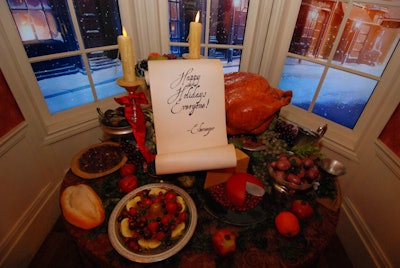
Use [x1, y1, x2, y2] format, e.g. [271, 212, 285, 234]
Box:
[166, 202, 178, 214]
[161, 214, 172, 226]
[148, 221, 159, 233]
[164, 191, 177, 202]
[155, 232, 165, 241]
[178, 211, 188, 222]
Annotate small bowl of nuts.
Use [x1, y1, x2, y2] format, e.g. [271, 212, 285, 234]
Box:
[268, 154, 321, 193]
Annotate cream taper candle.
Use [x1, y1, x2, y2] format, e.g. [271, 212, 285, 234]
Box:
[118, 27, 136, 82]
[188, 11, 202, 59]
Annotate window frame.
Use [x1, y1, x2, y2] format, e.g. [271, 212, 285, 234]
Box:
[0, 0, 275, 143]
[1, 0, 399, 150]
[256, 0, 400, 156]
[1, 0, 126, 143]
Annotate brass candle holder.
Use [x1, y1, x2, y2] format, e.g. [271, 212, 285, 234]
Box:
[116, 77, 151, 109]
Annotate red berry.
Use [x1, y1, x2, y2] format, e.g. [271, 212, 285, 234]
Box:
[161, 214, 171, 226]
[166, 202, 178, 214]
[129, 207, 137, 216]
[155, 232, 165, 241]
[178, 211, 188, 222]
[165, 191, 177, 202]
[148, 221, 159, 233]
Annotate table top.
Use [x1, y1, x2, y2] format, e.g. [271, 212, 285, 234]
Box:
[60, 162, 341, 268]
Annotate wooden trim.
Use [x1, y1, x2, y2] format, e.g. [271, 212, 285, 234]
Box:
[340, 196, 392, 267]
[375, 140, 400, 178]
[0, 122, 28, 157]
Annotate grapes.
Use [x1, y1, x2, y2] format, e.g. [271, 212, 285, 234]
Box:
[257, 130, 288, 156]
[244, 129, 288, 187]
[119, 140, 145, 165]
[274, 120, 299, 148]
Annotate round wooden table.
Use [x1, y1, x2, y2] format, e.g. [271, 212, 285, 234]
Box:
[60, 167, 341, 268]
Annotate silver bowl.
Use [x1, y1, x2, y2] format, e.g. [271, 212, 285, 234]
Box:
[318, 158, 346, 176]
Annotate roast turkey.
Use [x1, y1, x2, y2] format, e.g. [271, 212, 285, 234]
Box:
[224, 72, 292, 135]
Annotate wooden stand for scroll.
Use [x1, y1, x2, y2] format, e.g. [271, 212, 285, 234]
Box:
[148, 59, 236, 175]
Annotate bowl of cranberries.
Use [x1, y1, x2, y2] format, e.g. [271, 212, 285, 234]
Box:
[108, 183, 197, 263]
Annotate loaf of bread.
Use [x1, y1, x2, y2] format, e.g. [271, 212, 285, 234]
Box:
[60, 184, 105, 230]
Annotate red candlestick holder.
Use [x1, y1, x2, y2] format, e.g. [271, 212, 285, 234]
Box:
[115, 77, 155, 163]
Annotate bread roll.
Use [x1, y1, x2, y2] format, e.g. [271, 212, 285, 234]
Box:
[60, 184, 105, 230]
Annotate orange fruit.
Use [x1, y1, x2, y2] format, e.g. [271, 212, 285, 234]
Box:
[275, 211, 300, 237]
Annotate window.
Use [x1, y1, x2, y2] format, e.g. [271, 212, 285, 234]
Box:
[279, 0, 400, 129]
[7, 0, 125, 114]
[168, 0, 250, 73]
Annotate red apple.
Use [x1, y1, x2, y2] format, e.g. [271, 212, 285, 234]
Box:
[118, 175, 138, 193]
[291, 199, 314, 220]
[275, 211, 300, 237]
[120, 163, 136, 177]
[212, 229, 236, 256]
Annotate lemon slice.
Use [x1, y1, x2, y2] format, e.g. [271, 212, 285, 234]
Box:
[149, 187, 167, 196]
[126, 196, 141, 211]
[120, 218, 133, 238]
[138, 239, 161, 249]
[171, 222, 185, 239]
[176, 195, 186, 212]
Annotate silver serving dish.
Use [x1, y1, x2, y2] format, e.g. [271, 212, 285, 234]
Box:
[108, 183, 198, 263]
[100, 124, 133, 136]
[97, 108, 133, 137]
[295, 124, 327, 146]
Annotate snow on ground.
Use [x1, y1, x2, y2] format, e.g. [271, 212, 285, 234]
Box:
[39, 59, 240, 114]
[39, 64, 125, 113]
[38, 54, 380, 128]
[279, 57, 382, 128]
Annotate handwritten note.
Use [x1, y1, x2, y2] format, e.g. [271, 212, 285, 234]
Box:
[148, 59, 236, 174]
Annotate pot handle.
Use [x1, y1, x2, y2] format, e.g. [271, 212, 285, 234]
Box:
[96, 107, 104, 117]
[316, 124, 327, 138]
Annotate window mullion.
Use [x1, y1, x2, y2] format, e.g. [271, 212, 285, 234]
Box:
[65, 0, 98, 100]
[203, 0, 212, 57]
[308, 66, 329, 112]
[287, 52, 381, 81]
[27, 45, 119, 64]
[326, 1, 352, 63]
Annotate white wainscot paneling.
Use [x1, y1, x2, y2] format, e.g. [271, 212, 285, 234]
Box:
[342, 144, 400, 267]
[0, 135, 48, 238]
[0, 131, 56, 266]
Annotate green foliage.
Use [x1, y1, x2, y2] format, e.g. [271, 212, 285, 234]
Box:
[291, 144, 325, 158]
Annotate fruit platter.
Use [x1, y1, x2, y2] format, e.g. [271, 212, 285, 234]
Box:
[108, 183, 197, 263]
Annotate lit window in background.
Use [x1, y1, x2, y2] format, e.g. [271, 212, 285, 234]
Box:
[7, 0, 124, 114]
[279, 1, 400, 129]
